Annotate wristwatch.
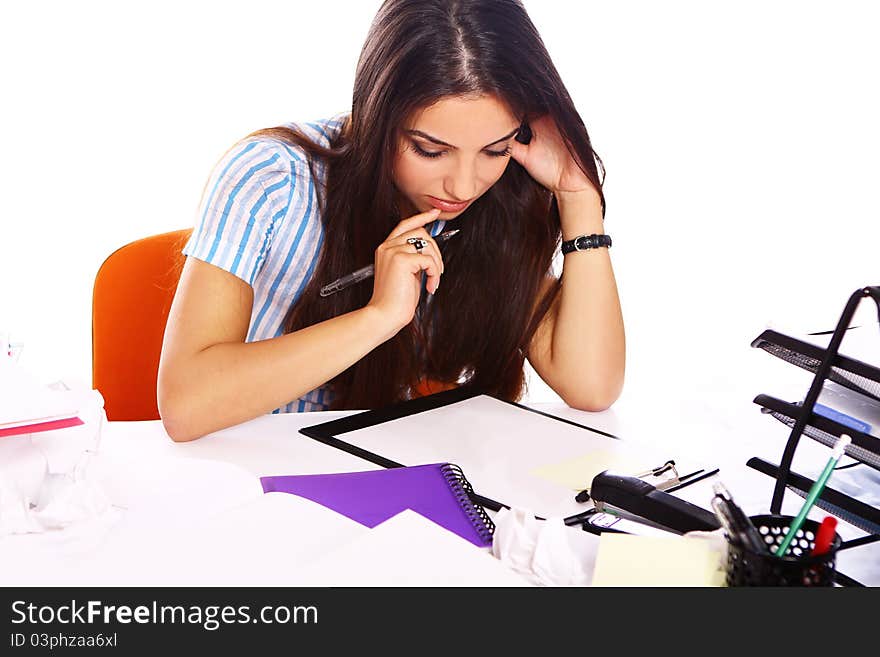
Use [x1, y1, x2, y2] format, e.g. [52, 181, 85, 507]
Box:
[561, 233, 612, 255]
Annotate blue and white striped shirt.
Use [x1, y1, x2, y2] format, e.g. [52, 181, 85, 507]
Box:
[184, 115, 446, 412]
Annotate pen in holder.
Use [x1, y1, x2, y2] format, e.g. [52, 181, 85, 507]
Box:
[724, 514, 841, 586]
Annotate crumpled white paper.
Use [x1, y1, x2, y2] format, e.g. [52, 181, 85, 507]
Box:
[491, 508, 731, 586]
[491, 507, 601, 586]
[0, 436, 49, 535]
[0, 384, 112, 537]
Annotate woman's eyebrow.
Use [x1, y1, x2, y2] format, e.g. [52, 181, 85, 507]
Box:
[405, 127, 520, 149]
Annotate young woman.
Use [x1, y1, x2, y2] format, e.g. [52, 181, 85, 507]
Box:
[158, 0, 625, 442]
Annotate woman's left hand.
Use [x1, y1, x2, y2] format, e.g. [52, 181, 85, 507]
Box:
[508, 115, 596, 196]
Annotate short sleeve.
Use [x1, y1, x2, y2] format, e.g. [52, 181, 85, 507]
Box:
[183, 138, 310, 286]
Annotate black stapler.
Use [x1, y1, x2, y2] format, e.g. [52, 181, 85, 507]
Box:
[589, 470, 721, 534]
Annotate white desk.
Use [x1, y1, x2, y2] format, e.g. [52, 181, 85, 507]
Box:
[3, 355, 878, 586]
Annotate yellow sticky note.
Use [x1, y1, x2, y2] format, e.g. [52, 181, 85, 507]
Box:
[532, 449, 655, 491]
[591, 534, 723, 587]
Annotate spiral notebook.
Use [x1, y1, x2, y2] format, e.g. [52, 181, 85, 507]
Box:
[259, 463, 495, 547]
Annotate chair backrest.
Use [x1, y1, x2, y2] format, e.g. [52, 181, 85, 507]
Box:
[92, 229, 192, 421]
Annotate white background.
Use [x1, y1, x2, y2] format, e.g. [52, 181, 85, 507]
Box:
[2, 0, 878, 406]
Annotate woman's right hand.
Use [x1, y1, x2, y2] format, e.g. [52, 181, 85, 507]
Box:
[367, 207, 445, 331]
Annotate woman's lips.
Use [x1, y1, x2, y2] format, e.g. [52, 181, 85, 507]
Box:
[426, 196, 471, 213]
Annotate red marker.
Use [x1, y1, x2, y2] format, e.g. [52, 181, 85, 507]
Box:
[811, 516, 838, 556]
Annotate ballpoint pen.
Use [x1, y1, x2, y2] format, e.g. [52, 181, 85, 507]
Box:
[319, 229, 461, 297]
[774, 434, 851, 557]
[711, 479, 766, 554]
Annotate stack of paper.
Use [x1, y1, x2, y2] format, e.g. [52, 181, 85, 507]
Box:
[0, 360, 82, 437]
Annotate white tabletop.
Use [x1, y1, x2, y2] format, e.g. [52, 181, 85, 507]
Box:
[3, 350, 878, 586]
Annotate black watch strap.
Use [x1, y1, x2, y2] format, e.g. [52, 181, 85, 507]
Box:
[561, 233, 612, 255]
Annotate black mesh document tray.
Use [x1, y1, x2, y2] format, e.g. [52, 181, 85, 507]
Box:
[751, 329, 880, 402]
[753, 393, 880, 471]
[749, 287, 880, 585]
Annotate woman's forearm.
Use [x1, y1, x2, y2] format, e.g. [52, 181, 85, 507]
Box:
[158, 306, 397, 442]
[546, 190, 625, 409]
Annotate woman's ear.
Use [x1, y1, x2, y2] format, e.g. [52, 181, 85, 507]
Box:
[514, 121, 532, 145]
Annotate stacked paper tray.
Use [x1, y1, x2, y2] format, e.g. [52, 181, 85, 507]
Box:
[751, 329, 880, 402]
[753, 393, 880, 471]
[746, 457, 880, 536]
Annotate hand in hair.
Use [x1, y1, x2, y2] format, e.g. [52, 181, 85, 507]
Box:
[367, 207, 445, 332]
[508, 115, 598, 197]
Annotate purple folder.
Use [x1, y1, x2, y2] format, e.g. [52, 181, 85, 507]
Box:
[260, 463, 494, 547]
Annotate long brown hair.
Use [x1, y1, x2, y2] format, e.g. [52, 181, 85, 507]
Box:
[254, 0, 604, 410]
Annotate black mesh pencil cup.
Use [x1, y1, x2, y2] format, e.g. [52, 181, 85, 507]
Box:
[725, 514, 841, 586]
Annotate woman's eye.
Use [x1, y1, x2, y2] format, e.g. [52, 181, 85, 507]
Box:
[411, 142, 445, 159]
[486, 146, 511, 158]
[409, 142, 511, 159]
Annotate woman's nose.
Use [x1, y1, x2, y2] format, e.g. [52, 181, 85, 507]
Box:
[443, 158, 479, 202]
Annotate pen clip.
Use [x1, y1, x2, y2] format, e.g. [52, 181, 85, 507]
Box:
[710, 496, 739, 542]
[319, 283, 341, 297]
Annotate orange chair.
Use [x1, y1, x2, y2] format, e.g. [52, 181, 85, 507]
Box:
[92, 229, 192, 421]
[411, 378, 458, 398]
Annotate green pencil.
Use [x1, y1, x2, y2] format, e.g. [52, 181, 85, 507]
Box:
[774, 434, 851, 557]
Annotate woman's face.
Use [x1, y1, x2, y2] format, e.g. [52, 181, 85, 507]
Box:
[392, 94, 520, 219]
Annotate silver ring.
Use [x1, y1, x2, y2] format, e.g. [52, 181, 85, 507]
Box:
[406, 237, 428, 252]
